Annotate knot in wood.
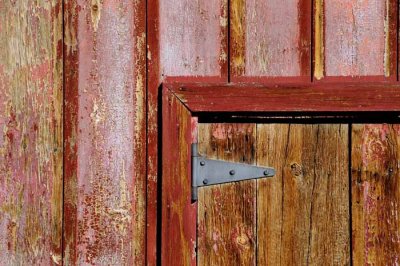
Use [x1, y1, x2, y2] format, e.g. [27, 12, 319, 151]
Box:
[290, 163, 303, 177]
[235, 233, 250, 249]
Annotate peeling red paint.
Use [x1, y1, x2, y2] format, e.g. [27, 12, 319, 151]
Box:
[0, 0, 63, 264]
[64, 0, 146, 264]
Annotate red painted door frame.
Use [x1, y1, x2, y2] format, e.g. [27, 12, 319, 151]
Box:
[161, 82, 400, 265]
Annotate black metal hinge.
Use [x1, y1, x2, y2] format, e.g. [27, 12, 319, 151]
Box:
[191, 143, 275, 201]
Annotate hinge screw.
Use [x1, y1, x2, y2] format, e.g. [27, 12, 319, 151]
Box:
[200, 161, 205, 166]
[229, 170, 235, 175]
[203, 179, 208, 185]
[264, 170, 270, 176]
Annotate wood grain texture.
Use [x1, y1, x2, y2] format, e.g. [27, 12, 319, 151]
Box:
[158, 0, 228, 77]
[231, 0, 311, 80]
[63, 0, 146, 264]
[352, 124, 400, 264]
[171, 83, 400, 112]
[161, 88, 196, 266]
[316, 0, 397, 80]
[197, 124, 257, 265]
[147, 1, 228, 263]
[257, 124, 350, 265]
[0, 1, 63, 264]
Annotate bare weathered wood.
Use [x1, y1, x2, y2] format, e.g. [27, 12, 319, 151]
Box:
[231, 0, 311, 80]
[197, 124, 257, 265]
[352, 124, 400, 264]
[0, 1, 63, 264]
[64, 0, 146, 264]
[315, 0, 397, 80]
[161, 88, 196, 266]
[257, 124, 350, 265]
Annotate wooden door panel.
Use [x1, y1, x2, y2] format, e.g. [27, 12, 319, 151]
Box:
[352, 124, 400, 264]
[162, 85, 400, 265]
[197, 124, 350, 265]
[197, 124, 257, 265]
[257, 124, 349, 265]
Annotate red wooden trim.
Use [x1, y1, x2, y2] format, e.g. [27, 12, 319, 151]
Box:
[161, 87, 197, 265]
[166, 83, 400, 113]
[146, 0, 160, 264]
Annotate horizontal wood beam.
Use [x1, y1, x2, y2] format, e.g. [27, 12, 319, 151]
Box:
[166, 83, 400, 112]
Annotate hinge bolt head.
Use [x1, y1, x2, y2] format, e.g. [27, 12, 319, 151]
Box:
[203, 179, 208, 185]
[229, 170, 235, 175]
[200, 161, 205, 166]
[264, 170, 270, 176]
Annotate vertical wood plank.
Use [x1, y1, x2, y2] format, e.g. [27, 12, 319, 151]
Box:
[159, 0, 228, 77]
[64, 0, 146, 264]
[197, 124, 256, 265]
[147, 1, 228, 263]
[352, 124, 400, 264]
[161, 90, 196, 266]
[316, 0, 398, 80]
[231, 0, 311, 80]
[0, 1, 63, 264]
[257, 124, 350, 265]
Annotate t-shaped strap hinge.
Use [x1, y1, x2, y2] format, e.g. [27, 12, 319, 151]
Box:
[191, 143, 275, 201]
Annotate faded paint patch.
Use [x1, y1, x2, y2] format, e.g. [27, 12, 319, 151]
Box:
[324, 0, 385, 76]
[91, 0, 103, 32]
[0, 0, 63, 264]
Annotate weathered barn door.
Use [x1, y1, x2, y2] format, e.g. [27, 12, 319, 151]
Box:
[197, 123, 350, 265]
[161, 84, 400, 265]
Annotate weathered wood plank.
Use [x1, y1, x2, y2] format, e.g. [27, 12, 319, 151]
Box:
[0, 0, 63, 264]
[171, 83, 400, 112]
[197, 123, 257, 265]
[63, 0, 146, 264]
[159, 0, 227, 77]
[147, 1, 228, 263]
[161, 89, 196, 266]
[352, 124, 400, 264]
[257, 124, 349, 265]
[315, 0, 397, 80]
[231, 0, 311, 80]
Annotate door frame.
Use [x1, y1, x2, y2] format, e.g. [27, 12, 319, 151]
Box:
[161, 82, 400, 265]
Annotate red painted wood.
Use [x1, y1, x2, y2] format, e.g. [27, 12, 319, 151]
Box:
[146, 0, 160, 264]
[231, 0, 311, 80]
[167, 83, 400, 112]
[161, 87, 197, 265]
[147, 1, 228, 263]
[64, 0, 146, 264]
[0, 1, 63, 264]
[315, 0, 398, 80]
